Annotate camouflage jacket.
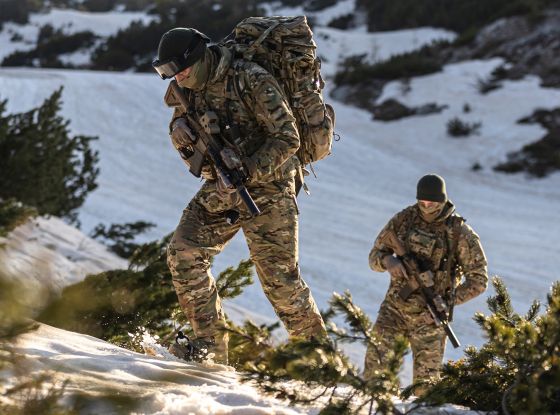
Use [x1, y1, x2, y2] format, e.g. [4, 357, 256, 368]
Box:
[167, 46, 300, 185]
[369, 202, 488, 310]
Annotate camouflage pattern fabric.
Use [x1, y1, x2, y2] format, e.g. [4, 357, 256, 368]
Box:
[167, 178, 327, 363]
[363, 201, 488, 390]
[364, 302, 447, 391]
[165, 46, 326, 363]
[168, 45, 301, 183]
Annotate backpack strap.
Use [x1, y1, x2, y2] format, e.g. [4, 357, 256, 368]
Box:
[223, 69, 242, 147]
[243, 20, 280, 59]
[230, 65, 252, 115]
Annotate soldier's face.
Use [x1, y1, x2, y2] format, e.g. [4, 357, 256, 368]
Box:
[175, 66, 193, 83]
[418, 200, 439, 209]
[417, 200, 445, 217]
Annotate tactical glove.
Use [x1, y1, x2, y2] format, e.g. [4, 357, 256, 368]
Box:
[242, 157, 257, 181]
[382, 255, 407, 280]
[170, 118, 194, 148]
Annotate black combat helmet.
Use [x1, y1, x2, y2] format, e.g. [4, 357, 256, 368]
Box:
[416, 174, 447, 202]
[152, 28, 210, 80]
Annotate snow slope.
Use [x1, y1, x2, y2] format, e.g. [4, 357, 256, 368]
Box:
[3, 323, 478, 414]
[1, 4, 560, 390]
[0, 8, 155, 63]
[6, 324, 302, 414]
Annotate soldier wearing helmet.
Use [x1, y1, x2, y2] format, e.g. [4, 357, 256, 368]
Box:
[153, 28, 327, 363]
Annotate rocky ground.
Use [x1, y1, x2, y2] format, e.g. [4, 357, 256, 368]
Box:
[332, 8, 560, 176]
[494, 107, 560, 177]
[449, 9, 560, 88]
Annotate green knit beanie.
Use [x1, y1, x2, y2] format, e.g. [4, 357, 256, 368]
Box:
[416, 174, 447, 202]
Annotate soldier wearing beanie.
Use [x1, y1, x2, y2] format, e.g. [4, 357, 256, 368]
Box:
[152, 28, 327, 364]
[363, 174, 488, 395]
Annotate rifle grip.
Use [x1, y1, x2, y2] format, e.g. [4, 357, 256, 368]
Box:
[187, 151, 205, 178]
[398, 279, 420, 300]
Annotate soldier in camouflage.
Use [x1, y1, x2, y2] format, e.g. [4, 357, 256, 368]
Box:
[363, 174, 488, 394]
[153, 28, 327, 363]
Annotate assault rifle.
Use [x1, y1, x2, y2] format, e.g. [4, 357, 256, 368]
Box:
[380, 229, 461, 348]
[170, 80, 261, 217]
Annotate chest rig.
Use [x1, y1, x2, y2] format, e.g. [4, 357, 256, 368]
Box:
[190, 63, 262, 160]
[397, 208, 464, 299]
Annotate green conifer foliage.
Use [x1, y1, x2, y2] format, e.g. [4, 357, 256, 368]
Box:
[38, 233, 255, 352]
[235, 291, 407, 414]
[90, 220, 156, 259]
[0, 198, 37, 239]
[0, 89, 99, 225]
[421, 277, 560, 413]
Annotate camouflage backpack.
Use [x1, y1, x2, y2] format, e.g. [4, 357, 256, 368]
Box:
[222, 16, 335, 167]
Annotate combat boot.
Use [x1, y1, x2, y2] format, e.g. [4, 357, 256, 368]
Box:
[168, 331, 229, 364]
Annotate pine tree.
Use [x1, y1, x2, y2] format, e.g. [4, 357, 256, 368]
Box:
[0, 198, 37, 240]
[420, 277, 560, 413]
[233, 291, 408, 415]
[90, 220, 156, 259]
[38, 231, 255, 353]
[0, 88, 99, 225]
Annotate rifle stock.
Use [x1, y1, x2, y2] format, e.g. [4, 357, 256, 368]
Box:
[380, 229, 461, 349]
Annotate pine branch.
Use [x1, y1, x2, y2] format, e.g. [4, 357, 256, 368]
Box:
[328, 291, 374, 342]
[523, 299, 540, 322]
[487, 277, 515, 323]
[216, 259, 254, 299]
[235, 291, 405, 414]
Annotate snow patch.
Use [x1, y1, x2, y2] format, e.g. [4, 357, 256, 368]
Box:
[0, 216, 127, 293]
[0, 8, 155, 61]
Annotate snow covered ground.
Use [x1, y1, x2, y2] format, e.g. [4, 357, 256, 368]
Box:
[1, 2, 560, 412]
[0, 8, 155, 64]
[0, 216, 127, 292]
[3, 323, 477, 414]
[6, 324, 303, 414]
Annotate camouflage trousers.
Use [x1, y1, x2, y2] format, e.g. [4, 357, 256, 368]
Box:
[167, 177, 327, 363]
[363, 301, 446, 394]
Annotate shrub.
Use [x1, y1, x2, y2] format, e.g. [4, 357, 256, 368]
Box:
[304, 0, 338, 12]
[494, 130, 560, 177]
[421, 277, 560, 413]
[0, 89, 99, 225]
[0, 198, 37, 239]
[355, 0, 558, 35]
[237, 291, 407, 414]
[2, 25, 97, 68]
[495, 108, 560, 177]
[335, 42, 445, 87]
[0, 0, 40, 27]
[327, 13, 354, 30]
[477, 75, 503, 94]
[90, 221, 156, 259]
[38, 231, 254, 353]
[446, 117, 482, 137]
[82, 0, 117, 12]
[92, 0, 264, 72]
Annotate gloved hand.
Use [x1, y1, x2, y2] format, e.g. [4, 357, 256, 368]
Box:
[382, 255, 408, 279]
[170, 118, 194, 148]
[242, 156, 257, 182]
